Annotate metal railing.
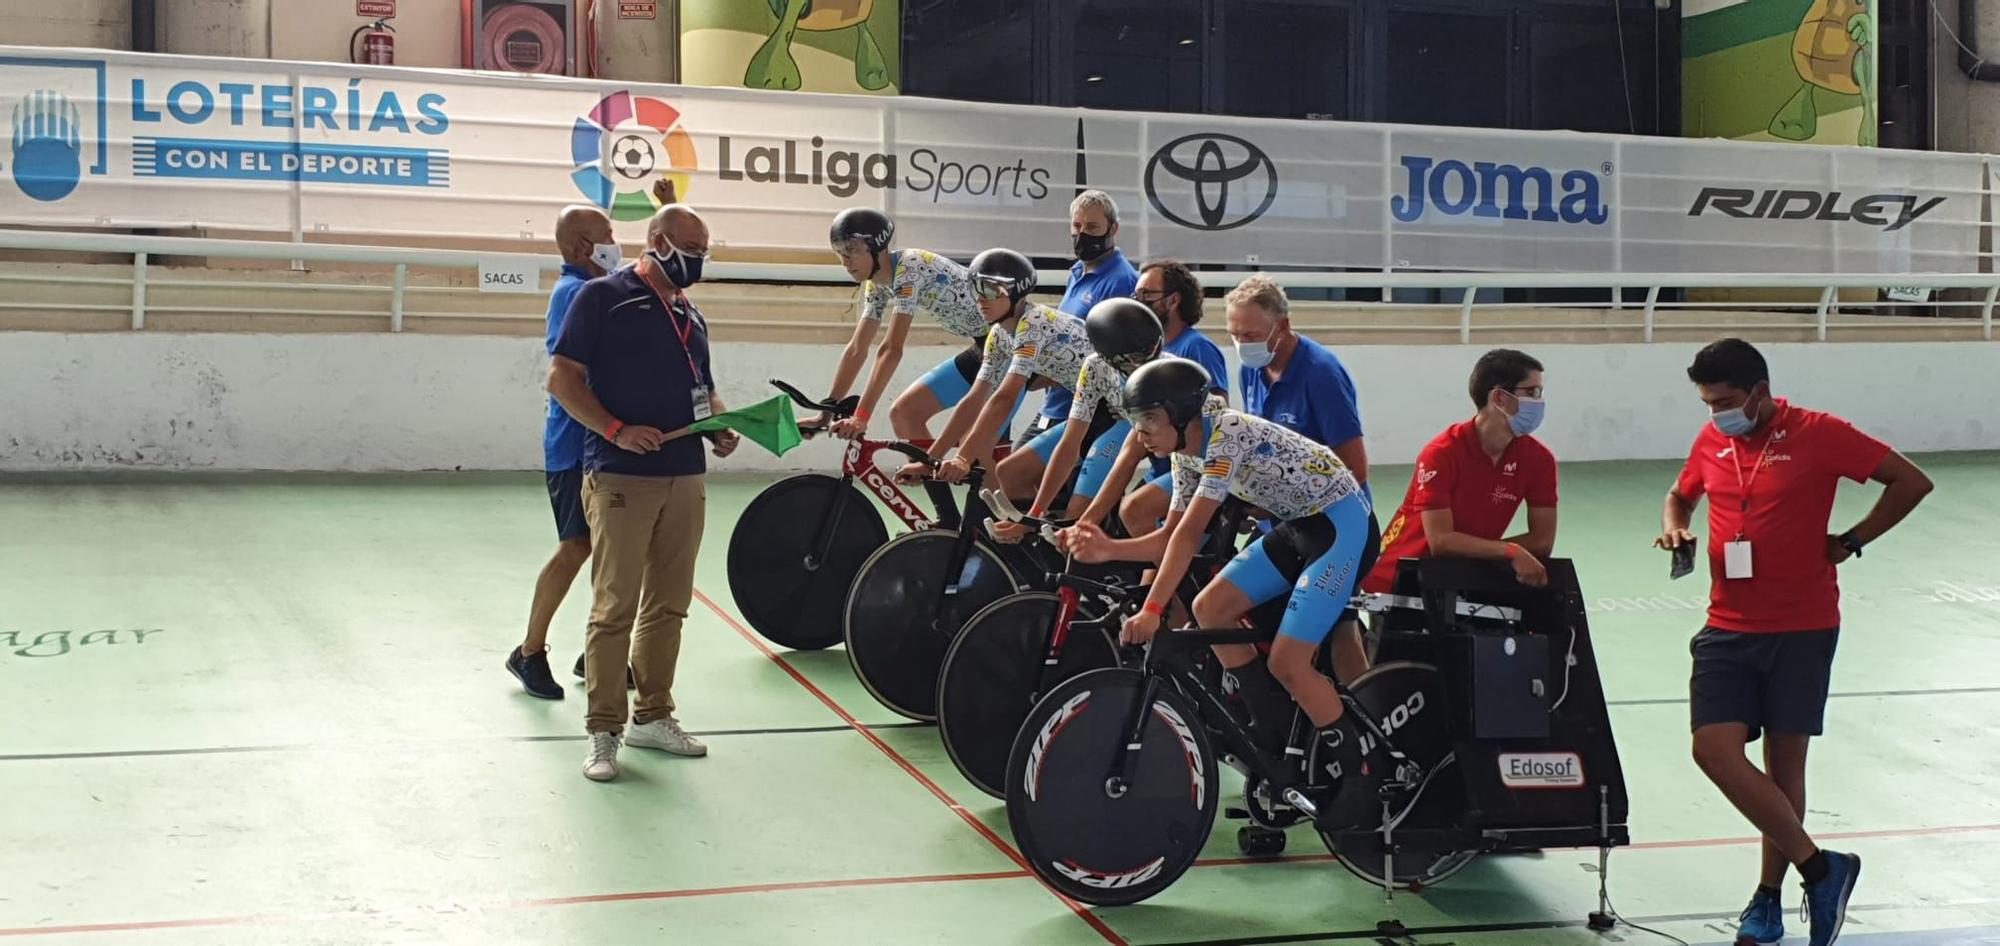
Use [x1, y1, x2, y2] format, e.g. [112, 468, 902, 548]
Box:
[1, 229, 1996, 342]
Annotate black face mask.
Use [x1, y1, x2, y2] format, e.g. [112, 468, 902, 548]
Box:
[651, 247, 704, 288]
[1072, 230, 1111, 262]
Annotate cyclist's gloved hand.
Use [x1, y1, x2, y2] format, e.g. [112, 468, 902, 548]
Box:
[1120, 609, 1162, 645]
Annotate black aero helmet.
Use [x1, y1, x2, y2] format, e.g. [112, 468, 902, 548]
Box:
[968, 247, 1037, 305]
[829, 207, 894, 255]
[1085, 297, 1163, 372]
[1121, 357, 1211, 436]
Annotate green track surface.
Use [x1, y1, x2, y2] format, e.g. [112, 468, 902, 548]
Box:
[3, 456, 1997, 943]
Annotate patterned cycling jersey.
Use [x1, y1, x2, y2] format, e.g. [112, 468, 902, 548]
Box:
[976, 302, 1073, 387]
[860, 249, 985, 338]
[1067, 353, 1128, 422]
[1005, 304, 1092, 390]
[1170, 408, 1361, 519]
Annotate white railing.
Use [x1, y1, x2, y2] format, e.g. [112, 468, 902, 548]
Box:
[1, 229, 1996, 342]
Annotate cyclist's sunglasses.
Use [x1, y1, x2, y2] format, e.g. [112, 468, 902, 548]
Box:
[972, 275, 1014, 302]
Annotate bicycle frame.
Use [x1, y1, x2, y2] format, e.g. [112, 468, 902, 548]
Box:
[843, 438, 937, 531]
[1104, 626, 1417, 820]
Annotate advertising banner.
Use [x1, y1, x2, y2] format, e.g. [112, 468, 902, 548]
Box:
[0, 47, 1988, 273]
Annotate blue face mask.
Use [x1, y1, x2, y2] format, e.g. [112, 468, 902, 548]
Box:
[1711, 395, 1762, 437]
[1506, 395, 1546, 436]
[652, 247, 704, 288]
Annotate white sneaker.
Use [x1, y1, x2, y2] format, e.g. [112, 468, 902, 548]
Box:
[583, 731, 621, 781]
[624, 716, 707, 757]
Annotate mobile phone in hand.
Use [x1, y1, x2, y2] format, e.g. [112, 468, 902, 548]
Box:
[1670, 539, 1697, 580]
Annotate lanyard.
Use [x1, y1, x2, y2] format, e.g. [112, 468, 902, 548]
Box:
[1726, 406, 1784, 525]
[637, 256, 705, 387]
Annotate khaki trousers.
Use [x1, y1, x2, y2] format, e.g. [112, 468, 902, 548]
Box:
[582, 471, 706, 734]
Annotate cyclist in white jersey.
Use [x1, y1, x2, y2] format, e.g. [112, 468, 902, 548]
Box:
[1058, 357, 1381, 773]
[818, 208, 1019, 442]
[906, 249, 1114, 504]
[990, 297, 1163, 540]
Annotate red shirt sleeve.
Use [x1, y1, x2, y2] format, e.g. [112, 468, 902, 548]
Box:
[1410, 439, 1456, 511]
[1525, 442, 1559, 506]
[1673, 437, 1708, 502]
[1814, 414, 1892, 483]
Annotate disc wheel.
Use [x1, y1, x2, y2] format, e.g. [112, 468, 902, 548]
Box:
[1314, 660, 1478, 890]
[938, 592, 1120, 799]
[844, 530, 1018, 720]
[726, 474, 887, 651]
[1006, 668, 1219, 906]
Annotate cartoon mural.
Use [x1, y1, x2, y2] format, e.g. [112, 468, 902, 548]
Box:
[679, 0, 900, 96]
[1683, 0, 1877, 147]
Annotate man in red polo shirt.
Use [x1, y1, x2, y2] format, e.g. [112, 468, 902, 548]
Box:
[1655, 339, 1931, 946]
[1361, 349, 1559, 609]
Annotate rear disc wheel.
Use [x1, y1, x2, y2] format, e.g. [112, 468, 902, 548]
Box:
[938, 592, 1119, 799]
[844, 530, 1018, 720]
[726, 474, 887, 651]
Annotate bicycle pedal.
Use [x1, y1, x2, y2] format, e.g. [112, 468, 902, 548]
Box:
[1224, 807, 1250, 820]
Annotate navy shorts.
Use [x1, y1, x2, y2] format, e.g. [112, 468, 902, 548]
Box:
[546, 467, 589, 542]
[1689, 626, 1839, 740]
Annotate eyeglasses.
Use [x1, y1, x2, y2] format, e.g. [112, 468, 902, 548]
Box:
[1133, 289, 1170, 304]
[831, 241, 871, 261]
[1506, 385, 1545, 399]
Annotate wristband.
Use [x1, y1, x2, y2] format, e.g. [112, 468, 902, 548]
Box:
[1141, 601, 1166, 617]
[605, 419, 626, 441]
[1503, 543, 1520, 560]
[1028, 504, 1047, 519]
[853, 407, 871, 422]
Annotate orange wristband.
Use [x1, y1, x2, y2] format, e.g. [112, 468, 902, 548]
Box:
[1503, 543, 1520, 560]
[853, 407, 871, 422]
[605, 419, 625, 440]
[1142, 601, 1166, 617]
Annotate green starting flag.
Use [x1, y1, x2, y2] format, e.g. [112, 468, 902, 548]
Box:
[684, 395, 803, 457]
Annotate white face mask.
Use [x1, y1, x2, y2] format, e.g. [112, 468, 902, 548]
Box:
[1237, 336, 1275, 370]
[589, 242, 622, 273]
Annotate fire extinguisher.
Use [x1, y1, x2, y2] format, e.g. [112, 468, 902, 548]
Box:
[351, 18, 396, 65]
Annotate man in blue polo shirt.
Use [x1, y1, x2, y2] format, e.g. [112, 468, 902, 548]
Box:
[550, 203, 739, 783]
[1226, 273, 1368, 486]
[1116, 258, 1231, 532]
[507, 205, 623, 701]
[1226, 273, 1375, 682]
[1026, 190, 1140, 444]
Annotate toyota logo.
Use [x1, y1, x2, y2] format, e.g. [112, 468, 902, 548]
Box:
[1143, 133, 1278, 232]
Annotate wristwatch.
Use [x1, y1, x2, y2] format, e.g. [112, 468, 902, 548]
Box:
[1837, 531, 1865, 558]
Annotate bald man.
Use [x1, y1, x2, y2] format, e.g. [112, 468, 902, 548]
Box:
[549, 203, 737, 782]
[508, 205, 623, 701]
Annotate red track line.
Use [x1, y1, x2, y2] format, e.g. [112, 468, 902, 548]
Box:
[691, 588, 1128, 946]
[515, 869, 1030, 908]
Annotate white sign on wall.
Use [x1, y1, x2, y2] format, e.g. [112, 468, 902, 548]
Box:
[477, 256, 541, 293]
[0, 46, 1991, 274]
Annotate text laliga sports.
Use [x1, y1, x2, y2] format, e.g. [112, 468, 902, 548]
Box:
[716, 135, 1053, 202]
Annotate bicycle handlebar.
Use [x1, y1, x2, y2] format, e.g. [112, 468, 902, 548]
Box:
[769, 378, 859, 418]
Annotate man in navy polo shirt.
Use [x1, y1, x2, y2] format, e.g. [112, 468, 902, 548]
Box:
[549, 203, 739, 783]
[1026, 190, 1139, 445]
[507, 205, 624, 701]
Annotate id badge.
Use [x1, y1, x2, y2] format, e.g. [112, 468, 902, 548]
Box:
[691, 385, 713, 421]
[1724, 540, 1754, 579]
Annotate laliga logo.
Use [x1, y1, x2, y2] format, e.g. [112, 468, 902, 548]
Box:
[569, 90, 696, 221]
[1392, 155, 1609, 226]
[1144, 132, 1278, 232]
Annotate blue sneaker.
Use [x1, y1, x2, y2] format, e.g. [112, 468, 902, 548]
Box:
[1803, 851, 1861, 946]
[1735, 888, 1784, 944]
